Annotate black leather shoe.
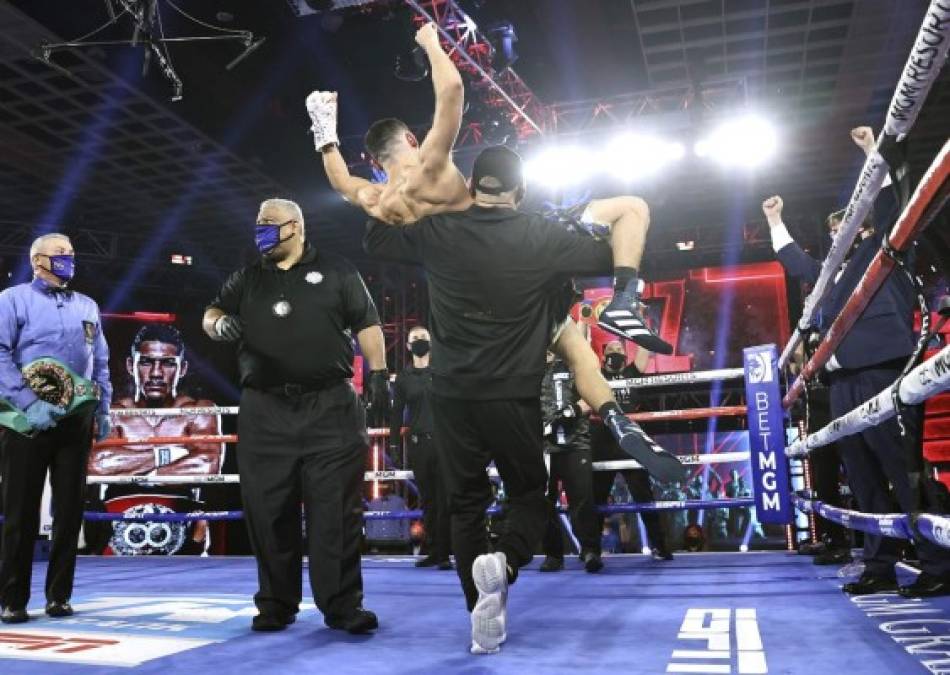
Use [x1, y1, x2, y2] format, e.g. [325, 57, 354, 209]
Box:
[798, 541, 827, 556]
[582, 551, 604, 573]
[1, 607, 28, 624]
[251, 612, 295, 632]
[326, 607, 378, 634]
[436, 559, 454, 571]
[652, 547, 674, 561]
[45, 601, 74, 618]
[539, 556, 564, 572]
[813, 548, 853, 566]
[899, 572, 950, 598]
[415, 555, 439, 568]
[842, 573, 897, 595]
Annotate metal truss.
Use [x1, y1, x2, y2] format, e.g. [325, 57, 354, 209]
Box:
[405, 0, 548, 139]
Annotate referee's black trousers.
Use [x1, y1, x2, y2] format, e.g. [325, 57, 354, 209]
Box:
[431, 393, 548, 612]
[237, 384, 368, 621]
[0, 411, 93, 610]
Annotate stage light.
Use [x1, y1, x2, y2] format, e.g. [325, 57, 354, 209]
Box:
[605, 133, 685, 182]
[676, 241, 695, 251]
[524, 146, 597, 189]
[170, 254, 193, 265]
[694, 115, 778, 168]
[487, 21, 518, 71]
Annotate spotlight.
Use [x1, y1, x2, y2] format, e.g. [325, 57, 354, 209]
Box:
[487, 21, 518, 71]
[605, 133, 685, 182]
[693, 114, 778, 168]
[524, 146, 597, 190]
[394, 46, 429, 82]
[676, 241, 695, 251]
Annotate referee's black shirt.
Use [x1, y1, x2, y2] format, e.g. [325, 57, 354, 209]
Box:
[363, 204, 612, 400]
[207, 244, 380, 388]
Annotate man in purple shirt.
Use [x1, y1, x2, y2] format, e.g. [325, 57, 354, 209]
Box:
[0, 233, 112, 624]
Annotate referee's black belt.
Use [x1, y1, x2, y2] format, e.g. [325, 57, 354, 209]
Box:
[257, 379, 345, 398]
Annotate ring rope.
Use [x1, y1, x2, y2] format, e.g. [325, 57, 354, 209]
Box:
[792, 494, 950, 551]
[786, 344, 950, 458]
[778, 0, 950, 369]
[80, 451, 753, 486]
[71, 497, 757, 524]
[784, 140, 950, 407]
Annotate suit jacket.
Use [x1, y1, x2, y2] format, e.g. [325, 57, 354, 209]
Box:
[776, 224, 916, 370]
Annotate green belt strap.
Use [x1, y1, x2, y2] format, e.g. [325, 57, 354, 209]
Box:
[0, 357, 100, 436]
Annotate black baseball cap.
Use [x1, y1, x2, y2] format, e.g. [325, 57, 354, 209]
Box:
[471, 145, 524, 195]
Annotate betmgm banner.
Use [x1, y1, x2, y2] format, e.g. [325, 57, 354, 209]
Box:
[742, 344, 792, 524]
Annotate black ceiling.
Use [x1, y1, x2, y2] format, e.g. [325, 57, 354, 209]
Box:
[0, 0, 947, 310]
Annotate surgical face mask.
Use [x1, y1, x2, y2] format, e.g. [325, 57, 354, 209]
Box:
[410, 339, 430, 357]
[255, 219, 295, 254]
[605, 353, 626, 372]
[44, 254, 75, 282]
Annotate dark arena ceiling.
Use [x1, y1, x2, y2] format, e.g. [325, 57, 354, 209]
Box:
[0, 0, 947, 309]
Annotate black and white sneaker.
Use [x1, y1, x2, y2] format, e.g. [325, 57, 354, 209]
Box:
[603, 409, 684, 483]
[598, 292, 673, 355]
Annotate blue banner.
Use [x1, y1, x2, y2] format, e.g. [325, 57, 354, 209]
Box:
[743, 344, 793, 524]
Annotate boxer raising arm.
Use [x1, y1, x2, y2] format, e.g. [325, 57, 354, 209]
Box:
[306, 22, 671, 353]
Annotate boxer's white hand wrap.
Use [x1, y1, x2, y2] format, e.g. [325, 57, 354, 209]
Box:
[305, 90, 339, 152]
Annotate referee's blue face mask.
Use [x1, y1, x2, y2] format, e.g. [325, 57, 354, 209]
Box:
[254, 218, 296, 254]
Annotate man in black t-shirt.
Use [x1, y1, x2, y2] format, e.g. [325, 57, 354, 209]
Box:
[203, 198, 389, 635]
[364, 147, 682, 654]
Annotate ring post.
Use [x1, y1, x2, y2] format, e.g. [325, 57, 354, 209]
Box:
[743, 344, 793, 524]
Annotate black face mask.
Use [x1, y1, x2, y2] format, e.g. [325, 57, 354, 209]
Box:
[605, 353, 626, 372]
[410, 339, 431, 357]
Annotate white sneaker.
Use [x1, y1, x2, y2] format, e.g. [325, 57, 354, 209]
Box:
[470, 552, 508, 654]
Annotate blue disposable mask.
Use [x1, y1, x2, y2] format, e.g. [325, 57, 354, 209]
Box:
[255, 220, 295, 254]
[46, 254, 75, 281]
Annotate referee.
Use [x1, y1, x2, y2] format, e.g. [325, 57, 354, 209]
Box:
[203, 198, 389, 633]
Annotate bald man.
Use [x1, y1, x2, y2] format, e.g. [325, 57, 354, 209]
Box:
[203, 199, 387, 633]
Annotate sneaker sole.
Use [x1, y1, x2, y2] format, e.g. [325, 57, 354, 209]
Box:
[473, 554, 506, 596]
[471, 595, 506, 653]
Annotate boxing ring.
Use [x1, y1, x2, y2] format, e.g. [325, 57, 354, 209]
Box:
[2, 2, 950, 672]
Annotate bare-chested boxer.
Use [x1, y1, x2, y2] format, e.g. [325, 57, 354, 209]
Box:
[305, 23, 675, 441]
[88, 323, 224, 555]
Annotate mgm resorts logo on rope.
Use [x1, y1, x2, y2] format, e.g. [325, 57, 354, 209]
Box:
[668, 608, 767, 674]
[0, 595, 313, 667]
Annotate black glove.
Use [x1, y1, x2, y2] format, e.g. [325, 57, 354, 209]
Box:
[214, 315, 243, 342]
[365, 369, 390, 424]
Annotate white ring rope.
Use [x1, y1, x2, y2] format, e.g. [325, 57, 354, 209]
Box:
[82, 451, 751, 485]
[786, 345, 950, 458]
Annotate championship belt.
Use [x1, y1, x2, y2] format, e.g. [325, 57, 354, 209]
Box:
[0, 357, 101, 435]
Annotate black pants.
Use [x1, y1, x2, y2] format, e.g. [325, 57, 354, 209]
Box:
[408, 433, 451, 561]
[431, 393, 548, 612]
[804, 384, 849, 548]
[542, 447, 600, 558]
[830, 366, 950, 578]
[0, 411, 93, 609]
[237, 384, 368, 620]
[591, 425, 666, 552]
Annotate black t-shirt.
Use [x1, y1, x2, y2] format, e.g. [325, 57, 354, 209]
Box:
[207, 245, 379, 388]
[389, 364, 433, 441]
[363, 204, 612, 400]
